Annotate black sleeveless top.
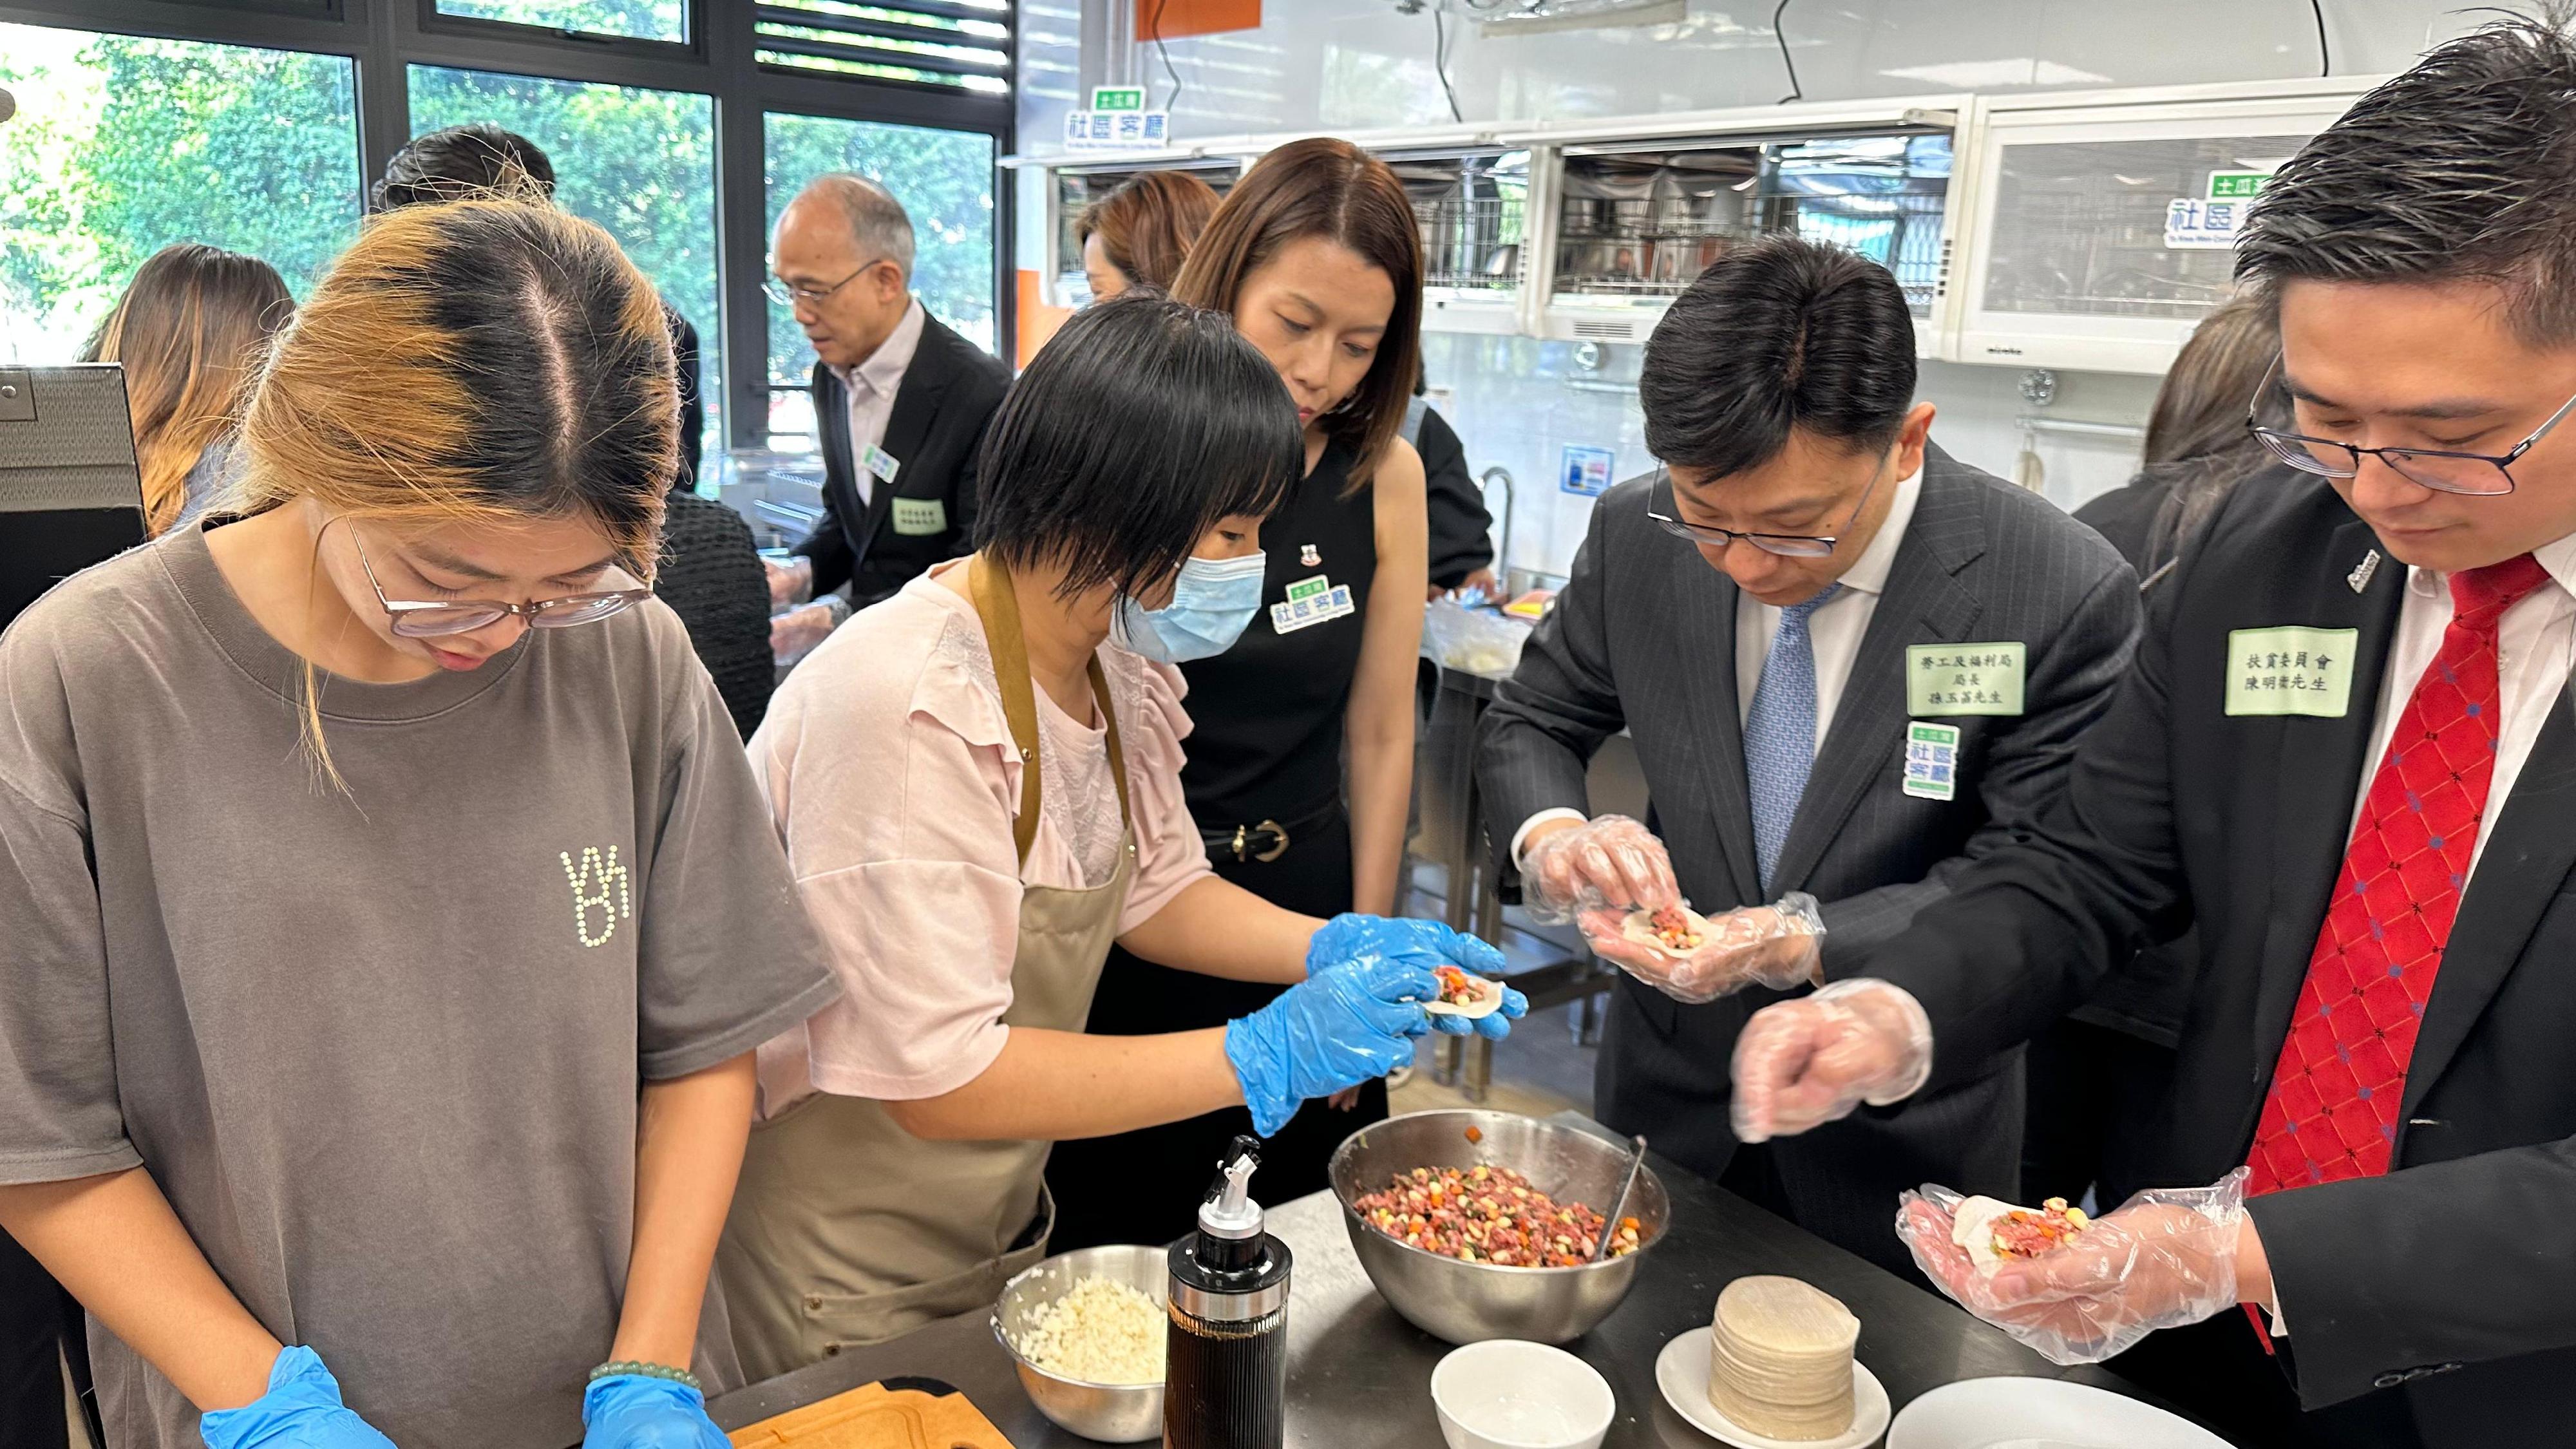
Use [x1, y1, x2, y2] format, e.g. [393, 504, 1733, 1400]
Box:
[1176, 439, 1376, 826]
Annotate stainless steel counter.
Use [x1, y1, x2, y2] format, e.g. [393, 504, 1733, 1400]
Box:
[708, 1120, 2159, 1446]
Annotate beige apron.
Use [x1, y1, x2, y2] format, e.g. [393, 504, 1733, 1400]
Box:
[719, 555, 1136, 1379]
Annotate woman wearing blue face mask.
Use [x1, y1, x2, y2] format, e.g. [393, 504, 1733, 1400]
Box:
[714, 294, 1521, 1376]
[1050, 138, 1439, 1252]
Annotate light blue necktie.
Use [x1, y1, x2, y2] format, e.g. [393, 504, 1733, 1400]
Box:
[1744, 584, 1841, 895]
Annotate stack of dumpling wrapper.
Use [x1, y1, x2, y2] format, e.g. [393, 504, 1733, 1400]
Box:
[1707, 1275, 1859, 1441]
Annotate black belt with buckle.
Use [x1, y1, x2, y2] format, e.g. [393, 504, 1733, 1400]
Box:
[1201, 799, 1342, 864]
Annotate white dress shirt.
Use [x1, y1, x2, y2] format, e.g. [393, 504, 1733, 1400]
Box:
[1511, 464, 1926, 866]
[828, 296, 925, 506]
[2347, 533, 2576, 867]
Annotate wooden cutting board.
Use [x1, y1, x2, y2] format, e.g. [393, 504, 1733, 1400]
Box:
[726, 1376, 1018, 1449]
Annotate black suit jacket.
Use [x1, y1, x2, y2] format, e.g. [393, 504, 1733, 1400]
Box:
[795, 310, 1010, 609]
[1406, 399, 1493, 589]
[1859, 468, 2576, 1440]
[1478, 446, 2139, 1184]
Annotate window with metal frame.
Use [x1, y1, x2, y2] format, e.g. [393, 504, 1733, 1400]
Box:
[0, 0, 1016, 455]
[0, 21, 365, 363]
[431, 0, 688, 45]
[754, 1, 1012, 96]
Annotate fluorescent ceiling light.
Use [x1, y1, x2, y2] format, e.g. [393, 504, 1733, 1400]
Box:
[1879, 59, 2112, 88]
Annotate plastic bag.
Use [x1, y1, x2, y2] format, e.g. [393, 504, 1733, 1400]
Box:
[1421, 597, 1532, 677]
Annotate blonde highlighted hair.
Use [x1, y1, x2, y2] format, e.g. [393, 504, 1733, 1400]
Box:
[81, 244, 294, 535]
[234, 197, 678, 777]
[238, 196, 676, 572]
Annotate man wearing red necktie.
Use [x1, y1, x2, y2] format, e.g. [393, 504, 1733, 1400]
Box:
[1723, 15, 2576, 1447]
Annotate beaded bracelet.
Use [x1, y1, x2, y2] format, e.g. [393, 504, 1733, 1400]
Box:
[589, 1359, 704, 1393]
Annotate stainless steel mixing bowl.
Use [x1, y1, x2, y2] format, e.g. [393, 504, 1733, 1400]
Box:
[991, 1243, 1168, 1443]
[1331, 1110, 1669, 1346]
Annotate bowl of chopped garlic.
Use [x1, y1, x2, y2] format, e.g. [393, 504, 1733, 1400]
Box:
[993, 1243, 1168, 1442]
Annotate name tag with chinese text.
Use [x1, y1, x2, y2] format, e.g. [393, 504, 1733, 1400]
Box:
[2224, 627, 2358, 717]
[1906, 643, 2027, 716]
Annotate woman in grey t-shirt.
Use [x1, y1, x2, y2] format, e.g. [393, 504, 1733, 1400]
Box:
[0, 200, 837, 1448]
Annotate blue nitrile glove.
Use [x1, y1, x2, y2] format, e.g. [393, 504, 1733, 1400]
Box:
[1227, 955, 1439, 1135]
[582, 1374, 727, 1449]
[1305, 914, 1506, 978]
[198, 1347, 397, 1449]
[1305, 914, 1525, 1039]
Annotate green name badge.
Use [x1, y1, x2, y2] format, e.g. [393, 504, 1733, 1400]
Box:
[1906, 642, 2027, 716]
[1903, 721, 1961, 802]
[890, 497, 946, 536]
[2225, 627, 2358, 717]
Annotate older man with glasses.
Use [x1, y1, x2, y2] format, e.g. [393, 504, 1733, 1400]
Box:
[763, 173, 1012, 660]
[1475, 233, 2142, 1277]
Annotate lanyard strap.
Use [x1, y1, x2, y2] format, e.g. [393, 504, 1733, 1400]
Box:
[966, 554, 1131, 867]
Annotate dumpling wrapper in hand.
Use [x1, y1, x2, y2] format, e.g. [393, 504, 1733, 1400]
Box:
[1622, 904, 1714, 954]
[1422, 967, 1505, 1019]
[1950, 1194, 2090, 1273]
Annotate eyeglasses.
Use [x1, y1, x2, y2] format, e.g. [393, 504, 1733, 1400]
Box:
[762, 258, 886, 308]
[352, 533, 650, 638]
[2246, 352, 2576, 498]
[1645, 457, 1887, 558]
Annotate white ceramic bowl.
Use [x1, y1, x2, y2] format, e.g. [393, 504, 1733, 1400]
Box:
[1429, 1340, 1617, 1449]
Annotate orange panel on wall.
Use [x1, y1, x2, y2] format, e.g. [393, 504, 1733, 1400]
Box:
[1016, 269, 1072, 370]
[1137, 0, 1260, 42]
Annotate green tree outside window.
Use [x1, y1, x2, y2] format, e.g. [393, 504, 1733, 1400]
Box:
[1, 23, 362, 361]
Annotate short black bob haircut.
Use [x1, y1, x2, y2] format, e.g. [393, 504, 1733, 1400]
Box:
[974, 292, 1303, 601]
[374, 123, 557, 212]
[1640, 234, 1917, 481]
[2237, 12, 2576, 347]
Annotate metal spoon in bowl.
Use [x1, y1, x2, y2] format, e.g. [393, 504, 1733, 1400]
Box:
[1589, 1134, 1649, 1262]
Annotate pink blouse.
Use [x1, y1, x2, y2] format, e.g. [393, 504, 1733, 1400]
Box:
[748, 562, 1213, 1116]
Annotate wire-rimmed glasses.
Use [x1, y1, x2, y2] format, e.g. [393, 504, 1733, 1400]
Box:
[352, 535, 649, 638]
[1644, 457, 1887, 558]
[761, 257, 889, 309]
[2246, 352, 2576, 497]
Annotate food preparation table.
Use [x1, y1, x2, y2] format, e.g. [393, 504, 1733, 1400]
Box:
[709, 1115, 2165, 1447]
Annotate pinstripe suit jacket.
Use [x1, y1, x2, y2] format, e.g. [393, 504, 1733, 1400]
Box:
[1478, 444, 2140, 1190]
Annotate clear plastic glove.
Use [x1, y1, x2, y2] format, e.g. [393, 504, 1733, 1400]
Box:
[1577, 893, 1825, 1004]
[1519, 815, 1681, 924]
[770, 601, 837, 664]
[198, 1347, 397, 1449]
[764, 554, 812, 610]
[582, 1374, 727, 1449]
[1895, 1170, 2251, 1365]
[1728, 978, 1933, 1143]
[1226, 956, 1438, 1136]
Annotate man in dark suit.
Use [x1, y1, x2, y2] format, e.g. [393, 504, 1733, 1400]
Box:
[766, 173, 1011, 654]
[1477, 236, 2140, 1274]
[1730, 19, 2576, 1446]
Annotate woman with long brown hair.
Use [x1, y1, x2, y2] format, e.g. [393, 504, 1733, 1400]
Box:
[0, 198, 836, 1448]
[2072, 293, 2282, 582]
[1050, 137, 1439, 1249]
[1077, 169, 1221, 300]
[80, 243, 293, 536]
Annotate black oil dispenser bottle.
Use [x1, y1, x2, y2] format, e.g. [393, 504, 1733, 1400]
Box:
[1163, 1135, 1291, 1449]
